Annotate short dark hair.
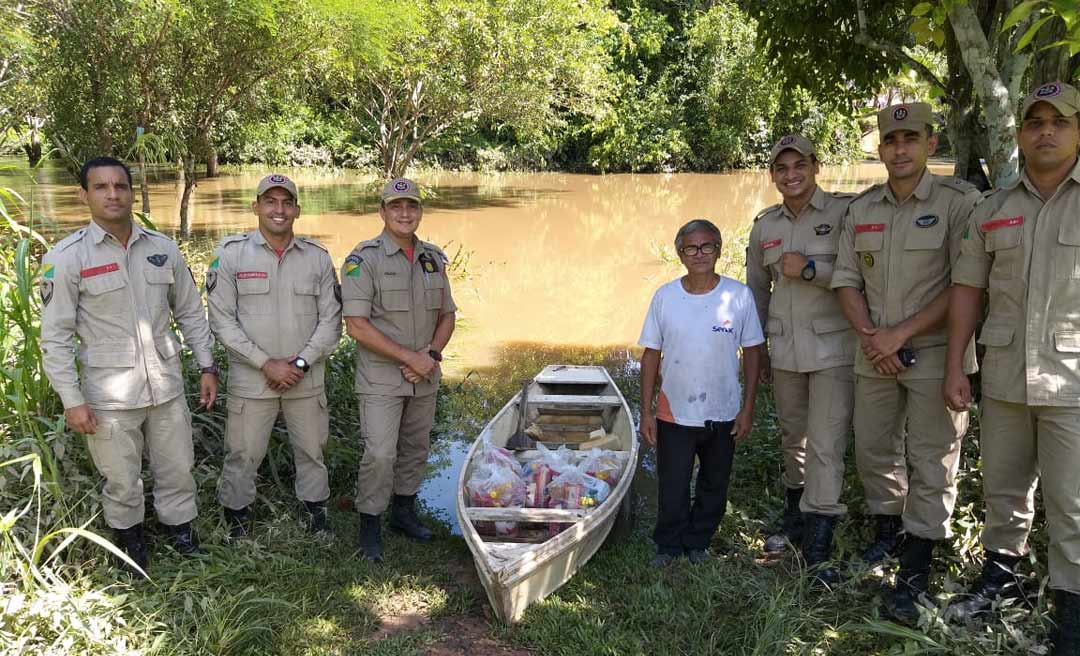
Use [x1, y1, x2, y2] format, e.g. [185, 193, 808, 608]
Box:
[79, 156, 133, 190]
[675, 219, 722, 249]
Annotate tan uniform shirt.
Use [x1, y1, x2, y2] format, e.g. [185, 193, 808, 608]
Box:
[40, 220, 214, 410]
[340, 230, 457, 396]
[953, 160, 1080, 406]
[747, 187, 856, 372]
[206, 230, 342, 399]
[832, 170, 979, 379]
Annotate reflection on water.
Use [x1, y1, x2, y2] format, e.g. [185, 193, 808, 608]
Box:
[0, 158, 954, 378]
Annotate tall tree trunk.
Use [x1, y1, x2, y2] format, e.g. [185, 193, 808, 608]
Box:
[948, 3, 1030, 187]
[944, 28, 990, 191]
[206, 147, 218, 178]
[138, 150, 151, 214]
[178, 157, 196, 239]
[23, 121, 41, 168]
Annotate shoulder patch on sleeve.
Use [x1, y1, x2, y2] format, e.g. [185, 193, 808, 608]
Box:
[754, 204, 781, 222]
[344, 253, 363, 277]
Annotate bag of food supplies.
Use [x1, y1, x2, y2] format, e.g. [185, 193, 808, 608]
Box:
[580, 447, 621, 486]
[466, 461, 526, 538]
[545, 464, 611, 537]
[520, 442, 575, 508]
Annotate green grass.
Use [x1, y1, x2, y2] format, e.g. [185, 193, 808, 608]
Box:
[0, 188, 1059, 655]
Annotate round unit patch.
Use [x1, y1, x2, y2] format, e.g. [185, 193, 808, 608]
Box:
[863, 253, 875, 268]
[1036, 83, 1061, 98]
[393, 180, 410, 191]
[779, 135, 795, 146]
[893, 107, 908, 121]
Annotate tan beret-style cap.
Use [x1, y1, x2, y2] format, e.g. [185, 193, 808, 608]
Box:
[877, 102, 934, 137]
[1021, 81, 1080, 118]
[381, 177, 422, 204]
[769, 134, 817, 167]
[255, 173, 299, 201]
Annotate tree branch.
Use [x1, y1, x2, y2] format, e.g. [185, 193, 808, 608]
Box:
[854, 0, 954, 106]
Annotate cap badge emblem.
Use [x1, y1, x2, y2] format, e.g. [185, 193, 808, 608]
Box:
[1036, 83, 1061, 98]
[893, 107, 908, 121]
[393, 180, 410, 191]
[779, 135, 795, 146]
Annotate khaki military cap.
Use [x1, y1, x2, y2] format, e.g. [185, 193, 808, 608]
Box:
[256, 173, 299, 200]
[769, 134, 817, 167]
[877, 102, 934, 137]
[1021, 81, 1080, 118]
[381, 177, 422, 204]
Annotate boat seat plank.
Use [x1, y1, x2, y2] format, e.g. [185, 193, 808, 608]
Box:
[466, 507, 590, 522]
[534, 366, 609, 385]
[516, 449, 630, 460]
[529, 394, 622, 406]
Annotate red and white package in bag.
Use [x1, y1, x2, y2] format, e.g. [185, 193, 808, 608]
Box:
[580, 447, 621, 486]
[545, 464, 611, 537]
[466, 461, 526, 538]
[520, 443, 574, 508]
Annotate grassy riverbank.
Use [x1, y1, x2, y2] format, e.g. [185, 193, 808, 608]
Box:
[0, 198, 1056, 655]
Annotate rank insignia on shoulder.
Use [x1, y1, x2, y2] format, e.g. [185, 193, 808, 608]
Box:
[147, 253, 168, 267]
[344, 254, 362, 278]
[863, 253, 875, 267]
[814, 224, 833, 236]
[915, 214, 939, 228]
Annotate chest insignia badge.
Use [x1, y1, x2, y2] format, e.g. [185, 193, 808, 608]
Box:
[147, 253, 168, 267]
[914, 214, 939, 228]
[863, 253, 875, 268]
[813, 224, 832, 236]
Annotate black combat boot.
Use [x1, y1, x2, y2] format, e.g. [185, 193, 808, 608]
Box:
[303, 500, 328, 534]
[885, 536, 935, 623]
[764, 487, 804, 553]
[223, 505, 252, 539]
[802, 513, 841, 587]
[112, 523, 149, 573]
[946, 551, 1023, 621]
[388, 494, 434, 543]
[358, 513, 383, 563]
[1053, 589, 1080, 656]
[164, 521, 201, 555]
[860, 514, 904, 565]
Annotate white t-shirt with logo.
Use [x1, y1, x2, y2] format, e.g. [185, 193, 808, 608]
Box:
[638, 276, 765, 425]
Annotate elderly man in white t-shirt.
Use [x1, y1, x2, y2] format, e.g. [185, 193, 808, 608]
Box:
[639, 219, 764, 567]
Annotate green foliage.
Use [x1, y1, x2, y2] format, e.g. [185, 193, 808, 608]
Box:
[1004, 1, 1080, 74]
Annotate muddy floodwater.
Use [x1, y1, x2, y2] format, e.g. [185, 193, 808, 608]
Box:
[1, 159, 953, 532]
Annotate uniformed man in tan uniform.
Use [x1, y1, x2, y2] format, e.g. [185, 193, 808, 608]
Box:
[747, 134, 855, 583]
[831, 103, 979, 621]
[341, 177, 456, 562]
[945, 82, 1080, 652]
[207, 174, 342, 538]
[40, 156, 218, 571]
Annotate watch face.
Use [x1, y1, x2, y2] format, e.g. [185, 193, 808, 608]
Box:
[295, 358, 308, 369]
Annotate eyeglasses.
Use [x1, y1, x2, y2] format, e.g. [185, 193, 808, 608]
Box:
[678, 243, 719, 256]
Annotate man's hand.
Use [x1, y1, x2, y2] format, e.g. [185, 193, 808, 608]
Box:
[759, 352, 773, 384]
[730, 406, 754, 442]
[780, 252, 809, 279]
[944, 368, 972, 412]
[407, 348, 438, 378]
[873, 354, 904, 376]
[639, 412, 657, 447]
[199, 373, 218, 409]
[399, 363, 430, 384]
[860, 326, 907, 364]
[262, 357, 304, 390]
[66, 403, 98, 434]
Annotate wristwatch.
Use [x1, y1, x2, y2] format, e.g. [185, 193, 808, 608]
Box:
[800, 259, 816, 281]
[428, 349, 443, 362]
[201, 364, 219, 376]
[293, 357, 310, 372]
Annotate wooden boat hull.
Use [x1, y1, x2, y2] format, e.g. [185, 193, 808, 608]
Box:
[456, 365, 638, 624]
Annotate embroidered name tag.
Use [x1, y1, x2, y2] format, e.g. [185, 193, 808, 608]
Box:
[81, 263, 119, 278]
[981, 216, 1024, 232]
[761, 239, 782, 250]
[855, 223, 885, 234]
[236, 271, 268, 279]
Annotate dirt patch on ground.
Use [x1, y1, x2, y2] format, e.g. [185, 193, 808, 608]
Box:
[425, 616, 533, 656]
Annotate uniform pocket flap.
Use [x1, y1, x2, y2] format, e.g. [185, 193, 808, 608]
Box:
[904, 226, 946, 251]
[155, 336, 179, 359]
[977, 325, 1015, 347]
[854, 231, 884, 252]
[762, 245, 782, 266]
[236, 277, 270, 295]
[379, 273, 410, 291]
[765, 316, 783, 336]
[380, 289, 411, 311]
[1060, 221, 1080, 247]
[986, 226, 1022, 251]
[812, 316, 851, 334]
[83, 343, 137, 367]
[83, 273, 127, 295]
[805, 242, 838, 256]
[1055, 331, 1080, 353]
[143, 268, 174, 285]
[293, 280, 318, 295]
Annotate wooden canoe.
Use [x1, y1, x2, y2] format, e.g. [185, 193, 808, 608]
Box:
[455, 364, 639, 624]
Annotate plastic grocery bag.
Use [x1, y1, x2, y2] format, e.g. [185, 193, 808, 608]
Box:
[466, 461, 526, 538]
[520, 443, 575, 508]
[545, 464, 611, 536]
[477, 433, 519, 472]
[580, 448, 621, 486]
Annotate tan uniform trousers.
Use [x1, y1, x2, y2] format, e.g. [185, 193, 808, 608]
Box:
[218, 393, 330, 510]
[980, 397, 1080, 592]
[355, 392, 438, 515]
[87, 394, 197, 529]
[854, 375, 967, 540]
[772, 365, 855, 515]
